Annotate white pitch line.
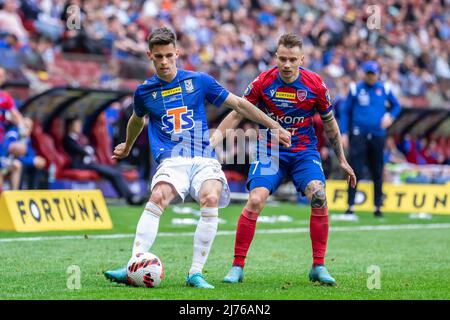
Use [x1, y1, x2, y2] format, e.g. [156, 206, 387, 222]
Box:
[1, 223, 450, 243]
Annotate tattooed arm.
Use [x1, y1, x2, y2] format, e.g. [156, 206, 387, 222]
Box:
[320, 111, 357, 188]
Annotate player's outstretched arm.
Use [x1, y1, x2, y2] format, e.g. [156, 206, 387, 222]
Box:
[112, 112, 145, 160]
[222, 93, 291, 148]
[210, 110, 244, 149]
[321, 111, 357, 188]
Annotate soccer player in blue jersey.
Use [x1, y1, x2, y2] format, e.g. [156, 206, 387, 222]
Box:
[210, 33, 357, 286]
[104, 27, 291, 289]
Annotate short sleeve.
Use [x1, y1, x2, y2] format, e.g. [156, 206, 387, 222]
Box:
[315, 80, 333, 115]
[133, 86, 147, 118]
[0, 93, 15, 110]
[201, 73, 230, 107]
[243, 76, 262, 106]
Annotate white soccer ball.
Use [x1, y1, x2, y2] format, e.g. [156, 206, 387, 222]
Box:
[126, 252, 164, 288]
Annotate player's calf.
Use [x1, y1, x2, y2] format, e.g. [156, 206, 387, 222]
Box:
[230, 188, 269, 271]
[305, 180, 330, 267]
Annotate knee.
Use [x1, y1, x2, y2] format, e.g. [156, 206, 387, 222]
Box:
[200, 192, 219, 208]
[246, 190, 268, 213]
[311, 191, 327, 208]
[305, 181, 327, 208]
[11, 160, 22, 171]
[149, 189, 169, 209]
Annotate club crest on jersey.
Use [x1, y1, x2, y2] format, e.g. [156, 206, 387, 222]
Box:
[184, 79, 194, 93]
[244, 83, 253, 96]
[297, 89, 307, 101]
[161, 106, 194, 134]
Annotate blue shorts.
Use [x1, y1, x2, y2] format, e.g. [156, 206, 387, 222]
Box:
[246, 149, 325, 196]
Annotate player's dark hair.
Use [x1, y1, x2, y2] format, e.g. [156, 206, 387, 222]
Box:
[278, 33, 303, 49]
[147, 27, 177, 50]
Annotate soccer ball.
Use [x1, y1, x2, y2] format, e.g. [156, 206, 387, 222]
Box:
[126, 252, 164, 288]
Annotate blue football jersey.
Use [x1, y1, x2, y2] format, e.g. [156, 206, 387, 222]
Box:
[133, 69, 230, 163]
[340, 81, 401, 136]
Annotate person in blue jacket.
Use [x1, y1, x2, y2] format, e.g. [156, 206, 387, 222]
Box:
[340, 61, 401, 217]
[1, 118, 47, 189]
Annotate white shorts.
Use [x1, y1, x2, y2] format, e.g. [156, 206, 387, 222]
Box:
[150, 156, 230, 208]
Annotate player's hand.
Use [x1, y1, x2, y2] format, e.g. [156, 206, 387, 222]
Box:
[380, 113, 393, 129]
[271, 127, 291, 148]
[112, 143, 130, 160]
[340, 161, 357, 188]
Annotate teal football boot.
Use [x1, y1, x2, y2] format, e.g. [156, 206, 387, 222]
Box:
[223, 266, 244, 283]
[186, 273, 214, 289]
[309, 265, 336, 286]
[104, 267, 128, 284]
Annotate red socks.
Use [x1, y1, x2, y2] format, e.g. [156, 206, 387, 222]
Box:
[310, 207, 329, 266]
[233, 208, 258, 267]
[232, 207, 328, 267]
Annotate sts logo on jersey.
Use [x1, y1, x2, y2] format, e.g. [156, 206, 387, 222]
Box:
[161, 106, 194, 134]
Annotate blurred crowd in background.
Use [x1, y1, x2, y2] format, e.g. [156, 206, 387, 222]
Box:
[0, 0, 449, 192]
[0, 0, 449, 104]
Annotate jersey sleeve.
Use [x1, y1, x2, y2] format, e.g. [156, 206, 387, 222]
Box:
[133, 86, 147, 118]
[242, 76, 262, 105]
[201, 73, 230, 107]
[0, 93, 15, 110]
[315, 79, 333, 115]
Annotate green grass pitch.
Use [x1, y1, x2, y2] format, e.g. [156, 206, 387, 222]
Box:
[0, 202, 449, 300]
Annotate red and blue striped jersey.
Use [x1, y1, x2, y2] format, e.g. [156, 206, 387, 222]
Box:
[244, 66, 332, 152]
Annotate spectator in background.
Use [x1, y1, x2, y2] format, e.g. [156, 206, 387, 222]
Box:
[0, 0, 448, 106]
[63, 115, 146, 205]
[15, 118, 47, 190]
[425, 82, 445, 108]
[0, 132, 25, 191]
[421, 138, 446, 165]
[21, 36, 47, 72]
[399, 134, 424, 164]
[0, 33, 27, 77]
[0, 0, 28, 41]
[3, 118, 46, 189]
[384, 136, 406, 164]
[0, 67, 25, 142]
[340, 61, 401, 218]
[104, 102, 122, 141]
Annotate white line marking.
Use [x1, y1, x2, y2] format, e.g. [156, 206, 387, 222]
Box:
[0, 223, 449, 243]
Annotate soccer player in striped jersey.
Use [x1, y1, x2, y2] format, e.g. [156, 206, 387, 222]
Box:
[211, 33, 357, 286]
